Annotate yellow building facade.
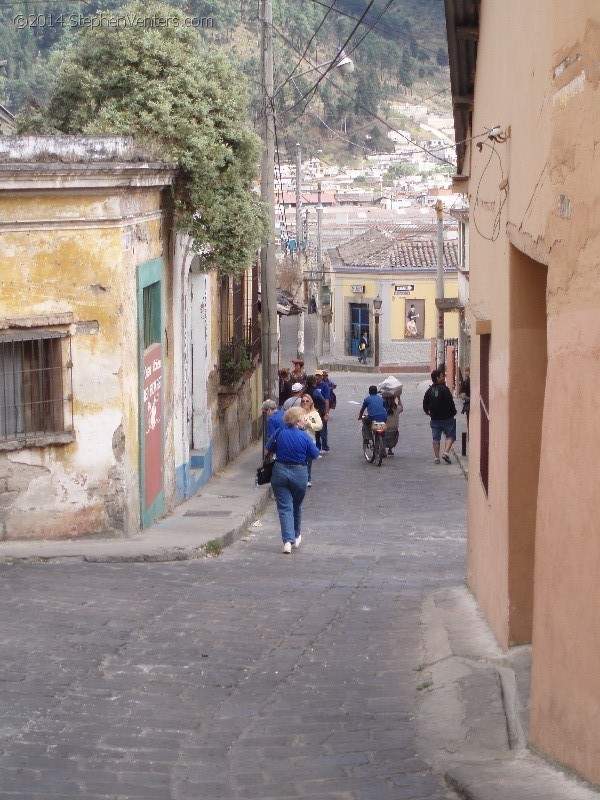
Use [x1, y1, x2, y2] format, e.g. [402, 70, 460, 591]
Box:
[327, 231, 459, 370]
[0, 136, 262, 541]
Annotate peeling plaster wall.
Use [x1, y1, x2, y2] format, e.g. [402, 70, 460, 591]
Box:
[0, 150, 174, 540]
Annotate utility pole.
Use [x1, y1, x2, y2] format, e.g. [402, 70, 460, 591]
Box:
[295, 142, 304, 359]
[315, 182, 323, 361]
[435, 199, 445, 367]
[259, 0, 279, 403]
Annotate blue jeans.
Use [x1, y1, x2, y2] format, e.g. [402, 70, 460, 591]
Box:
[316, 420, 329, 450]
[430, 417, 457, 442]
[271, 461, 308, 544]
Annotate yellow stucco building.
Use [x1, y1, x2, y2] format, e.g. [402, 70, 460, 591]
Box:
[326, 225, 459, 370]
[0, 136, 262, 540]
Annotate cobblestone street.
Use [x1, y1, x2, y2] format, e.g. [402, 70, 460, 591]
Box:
[0, 366, 469, 799]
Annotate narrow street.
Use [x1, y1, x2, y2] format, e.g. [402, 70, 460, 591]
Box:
[0, 339, 470, 799]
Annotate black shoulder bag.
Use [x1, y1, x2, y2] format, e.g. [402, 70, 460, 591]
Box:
[256, 428, 282, 486]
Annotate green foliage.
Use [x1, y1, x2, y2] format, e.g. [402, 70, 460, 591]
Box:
[354, 66, 382, 118]
[205, 539, 222, 556]
[5, 0, 451, 168]
[399, 48, 417, 89]
[18, 1, 265, 279]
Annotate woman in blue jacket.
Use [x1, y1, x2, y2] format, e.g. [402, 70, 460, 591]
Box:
[265, 406, 320, 554]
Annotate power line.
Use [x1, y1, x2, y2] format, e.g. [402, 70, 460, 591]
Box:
[308, 0, 446, 59]
[275, 0, 337, 98]
[273, 24, 453, 165]
[283, 0, 377, 116]
[288, 76, 375, 152]
[343, 0, 396, 58]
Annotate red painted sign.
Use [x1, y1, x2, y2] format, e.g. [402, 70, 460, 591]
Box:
[143, 343, 163, 509]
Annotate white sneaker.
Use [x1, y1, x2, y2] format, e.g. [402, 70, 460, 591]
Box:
[282, 542, 292, 554]
[307, 481, 312, 487]
[293, 535, 302, 549]
[434, 458, 441, 464]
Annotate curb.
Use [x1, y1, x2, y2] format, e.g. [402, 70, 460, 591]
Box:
[0, 441, 274, 565]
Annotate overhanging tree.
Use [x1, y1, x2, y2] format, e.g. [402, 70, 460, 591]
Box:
[19, 1, 265, 278]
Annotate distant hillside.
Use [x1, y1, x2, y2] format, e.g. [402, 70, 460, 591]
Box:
[0, 0, 451, 163]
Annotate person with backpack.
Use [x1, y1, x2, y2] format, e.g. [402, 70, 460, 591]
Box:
[305, 375, 327, 451]
[423, 368, 457, 464]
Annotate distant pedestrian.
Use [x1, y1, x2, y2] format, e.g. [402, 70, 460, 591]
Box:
[299, 393, 322, 487]
[459, 365, 471, 429]
[265, 406, 320, 554]
[322, 370, 337, 410]
[423, 368, 457, 464]
[314, 370, 331, 452]
[305, 375, 327, 451]
[262, 399, 285, 438]
[358, 332, 368, 364]
[278, 368, 293, 407]
[291, 359, 307, 384]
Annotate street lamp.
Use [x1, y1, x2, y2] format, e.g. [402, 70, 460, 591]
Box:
[373, 294, 382, 370]
[290, 50, 355, 81]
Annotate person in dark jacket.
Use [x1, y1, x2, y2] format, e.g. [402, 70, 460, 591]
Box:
[265, 406, 320, 554]
[423, 368, 457, 464]
[278, 368, 293, 407]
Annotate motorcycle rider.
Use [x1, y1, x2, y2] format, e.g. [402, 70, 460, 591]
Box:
[358, 385, 388, 442]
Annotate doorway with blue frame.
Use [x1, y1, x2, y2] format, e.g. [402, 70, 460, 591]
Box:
[349, 303, 370, 357]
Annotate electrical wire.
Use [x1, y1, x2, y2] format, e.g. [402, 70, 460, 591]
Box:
[282, 0, 377, 117]
[273, 24, 453, 164]
[271, 97, 292, 242]
[343, 0, 396, 59]
[472, 140, 508, 242]
[308, 0, 447, 59]
[287, 76, 375, 152]
[274, 26, 495, 166]
[274, 0, 337, 98]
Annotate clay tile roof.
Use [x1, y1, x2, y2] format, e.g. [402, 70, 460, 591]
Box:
[335, 224, 459, 271]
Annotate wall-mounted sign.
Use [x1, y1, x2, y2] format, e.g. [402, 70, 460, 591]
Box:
[394, 284, 415, 294]
[351, 285, 365, 293]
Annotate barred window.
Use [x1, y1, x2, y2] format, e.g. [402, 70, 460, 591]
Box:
[0, 331, 74, 447]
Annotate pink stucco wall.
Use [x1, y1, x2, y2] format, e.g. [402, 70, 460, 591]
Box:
[463, 0, 600, 784]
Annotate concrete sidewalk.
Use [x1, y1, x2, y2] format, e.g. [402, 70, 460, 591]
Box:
[0, 441, 271, 564]
[418, 585, 598, 800]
